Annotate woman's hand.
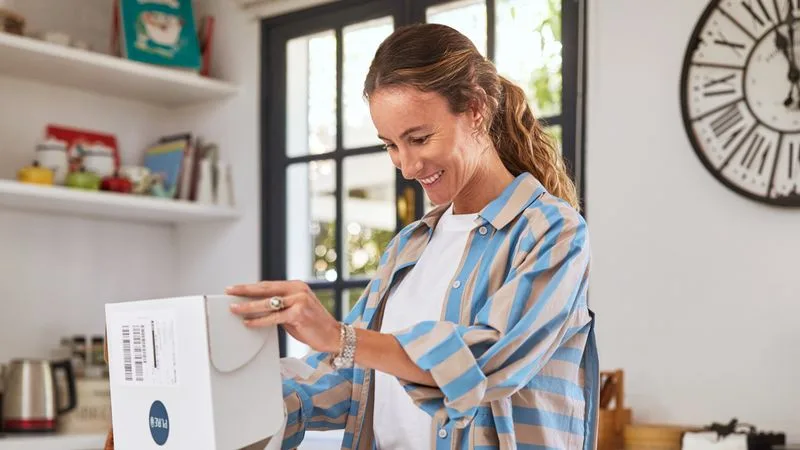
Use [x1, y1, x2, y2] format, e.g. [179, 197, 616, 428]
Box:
[226, 281, 341, 354]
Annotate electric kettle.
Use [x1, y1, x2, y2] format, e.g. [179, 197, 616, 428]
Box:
[1, 359, 77, 432]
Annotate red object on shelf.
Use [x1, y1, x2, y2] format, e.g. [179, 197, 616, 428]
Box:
[101, 171, 132, 193]
[45, 124, 120, 172]
[198, 15, 215, 77]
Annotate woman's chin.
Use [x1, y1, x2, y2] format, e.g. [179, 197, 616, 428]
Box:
[423, 188, 451, 207]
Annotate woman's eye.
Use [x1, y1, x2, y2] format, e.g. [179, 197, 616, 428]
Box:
[410, 135, 431, 145]
[382, 143, 396, 151]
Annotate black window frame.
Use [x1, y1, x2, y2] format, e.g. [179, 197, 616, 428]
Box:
[260, 0, 587, 356]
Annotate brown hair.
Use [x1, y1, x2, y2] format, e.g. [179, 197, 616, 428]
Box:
[363, 23, 579, 211]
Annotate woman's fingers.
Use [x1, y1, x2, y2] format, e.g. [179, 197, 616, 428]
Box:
[243, 308, 290, 328]
[240, 293, 305, 328]
[229, 294, 297, 319]
[226, 280, 308, 298]
[231, 293, 306, 327]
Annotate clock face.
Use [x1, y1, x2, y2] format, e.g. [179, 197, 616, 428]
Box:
[681, 0, 800, 206]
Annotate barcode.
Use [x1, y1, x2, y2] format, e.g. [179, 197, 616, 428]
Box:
[122, 324, 147, 383]
[122, 325, 132, 381]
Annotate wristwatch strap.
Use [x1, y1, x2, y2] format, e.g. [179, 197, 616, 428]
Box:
[332, 323, 356, 369]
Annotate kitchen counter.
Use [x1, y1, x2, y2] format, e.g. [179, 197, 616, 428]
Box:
[0, 432, 106, 450]
[0, 430, 343, 450]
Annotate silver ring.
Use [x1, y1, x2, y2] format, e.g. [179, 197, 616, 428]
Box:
[268, 296, 284, 310]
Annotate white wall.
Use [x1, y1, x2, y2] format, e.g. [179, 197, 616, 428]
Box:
[171, 0, 262, 296]
[587, 0, 800, 440]
[0, 65, 176, 363]
[0, 0, 225, 362]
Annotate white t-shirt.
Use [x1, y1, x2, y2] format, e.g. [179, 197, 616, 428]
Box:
[372, 205, 478, 450]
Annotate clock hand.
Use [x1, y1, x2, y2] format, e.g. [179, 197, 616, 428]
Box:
[786, 7, 799, 80]
[786, 7, 800, 108]
[775, 28, 793, 62]
[775, 7, 800, 107]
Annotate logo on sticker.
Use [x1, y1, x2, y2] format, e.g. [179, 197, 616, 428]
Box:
[149, 400, 169, 445]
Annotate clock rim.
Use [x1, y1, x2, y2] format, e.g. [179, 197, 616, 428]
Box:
[679, 0, 800, 207]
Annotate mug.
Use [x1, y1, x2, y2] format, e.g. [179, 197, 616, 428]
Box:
[82, 144, 115, 178]
[36, 138, 69, 184]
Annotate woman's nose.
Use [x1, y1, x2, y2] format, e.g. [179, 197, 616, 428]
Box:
[398, 150, 423, 180]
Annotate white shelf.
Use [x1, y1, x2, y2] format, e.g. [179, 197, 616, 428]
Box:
[0, 433, 106, 450]
[0, 179, 240, 225]
[0, 32, 239, 107]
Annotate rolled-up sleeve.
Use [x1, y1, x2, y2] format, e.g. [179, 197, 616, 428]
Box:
[280, 352, 354, 448]
[392, 210, 591, 427]
[278, 232, 404, 449]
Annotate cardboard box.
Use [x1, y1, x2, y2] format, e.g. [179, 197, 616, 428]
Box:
[58, 377, 112, 434]
[105, 294, 283, 449]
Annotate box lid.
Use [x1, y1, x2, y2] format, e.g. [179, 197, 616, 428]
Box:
[204, 295, 271, 373]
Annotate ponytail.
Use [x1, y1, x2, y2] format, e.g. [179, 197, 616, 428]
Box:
[490, 76, 580, 211]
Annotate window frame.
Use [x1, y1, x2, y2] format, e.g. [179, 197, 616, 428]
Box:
[260, 0, 587, 356]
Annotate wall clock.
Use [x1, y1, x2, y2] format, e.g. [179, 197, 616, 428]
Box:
[681, 0, 800, 206]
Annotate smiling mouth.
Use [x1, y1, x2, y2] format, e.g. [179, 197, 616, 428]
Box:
[419, 170, 444, 186]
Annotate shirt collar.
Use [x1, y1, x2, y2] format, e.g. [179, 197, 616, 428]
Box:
[412, 172, 546, 234]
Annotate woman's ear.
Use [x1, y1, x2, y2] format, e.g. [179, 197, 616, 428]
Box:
[467, 99, 483, 129]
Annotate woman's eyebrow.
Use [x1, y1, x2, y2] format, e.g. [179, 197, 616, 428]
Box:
[377, 125, 429, 141]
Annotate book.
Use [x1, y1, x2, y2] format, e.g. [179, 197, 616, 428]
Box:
[143, 138, 188, 199]
[115, 0, 201, 69]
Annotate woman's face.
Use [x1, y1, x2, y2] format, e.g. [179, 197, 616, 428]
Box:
[369, 86, 485, 207]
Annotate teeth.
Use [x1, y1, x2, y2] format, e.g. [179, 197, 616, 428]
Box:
[420, 170, 443, 185]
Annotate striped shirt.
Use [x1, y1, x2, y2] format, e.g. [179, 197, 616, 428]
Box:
[281, 172, 599, 450]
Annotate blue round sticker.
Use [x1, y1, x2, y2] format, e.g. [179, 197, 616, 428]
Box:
[148, 400, 169, 446]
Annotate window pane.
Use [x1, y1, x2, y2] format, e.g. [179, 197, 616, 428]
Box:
[315, 289, 336, 317]
[496, 0, 562, 117]
[343, 153, 396, 279]
[344, 288, 367, 317]
[427, 0, 487, 56]
[286, 30, 337, 157]
[344, 17, 394, 149]
[545, 124, 562, 153]
[286, 160, 337, 282]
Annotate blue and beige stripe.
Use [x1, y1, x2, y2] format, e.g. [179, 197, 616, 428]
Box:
[278, 173, 598, 450]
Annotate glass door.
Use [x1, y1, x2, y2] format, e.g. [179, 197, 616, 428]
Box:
[261, 2, 403, 357]
[262, 0, 582, 356]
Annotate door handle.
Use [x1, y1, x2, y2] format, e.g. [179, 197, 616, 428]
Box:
[397, 186, 416, 228]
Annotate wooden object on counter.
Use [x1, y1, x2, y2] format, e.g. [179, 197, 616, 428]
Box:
[58, 377, 112, 434]
[623, 423, 701, 450]
[598, 369, 632, 450]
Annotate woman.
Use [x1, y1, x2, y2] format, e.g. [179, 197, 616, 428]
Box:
[228, 23, 598, 450]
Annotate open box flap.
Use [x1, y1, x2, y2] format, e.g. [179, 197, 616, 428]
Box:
[205, 295, 270, 373]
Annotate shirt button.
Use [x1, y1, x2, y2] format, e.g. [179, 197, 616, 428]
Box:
[479, 226, 488, 235]
[452, 280, 461, 289]
[438, 428, 448, 439]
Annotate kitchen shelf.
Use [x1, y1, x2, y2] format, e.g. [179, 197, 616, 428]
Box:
[0, 32, 239, 107]
[0, 433, 106, 450]
[0, 179, 240, 225]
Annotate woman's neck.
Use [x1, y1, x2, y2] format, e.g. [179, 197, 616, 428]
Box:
[451, 146, 515, 215]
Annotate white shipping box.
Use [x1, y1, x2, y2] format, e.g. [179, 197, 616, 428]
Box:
[105, 294, 284, 449]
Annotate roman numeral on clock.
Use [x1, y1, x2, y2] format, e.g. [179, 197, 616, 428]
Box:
[742, 0, 774, 26]
[713, 37, 747, 50]
[739, 132, 771, 174]
[703, 73, 737, 97]
[710, 104, 744, 137]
